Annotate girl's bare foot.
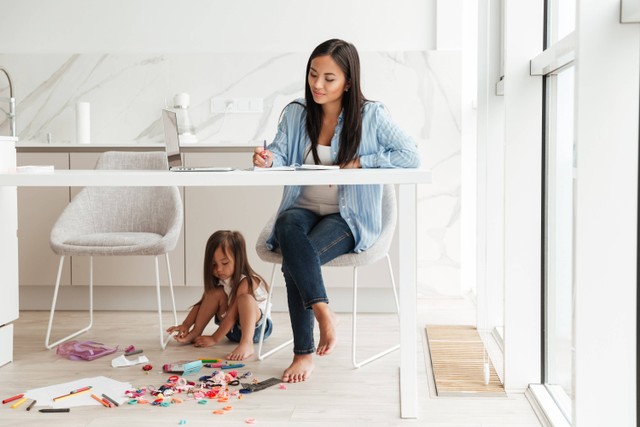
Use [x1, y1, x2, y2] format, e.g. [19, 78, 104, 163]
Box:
[174, 330, 198, 344]
[193, 335, 217, 347]
[227, 342, 254, 361]
[282, 354, 314, 383]
[315, 308, 338, 356]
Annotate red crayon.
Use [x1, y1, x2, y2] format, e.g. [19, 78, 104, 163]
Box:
[2, 394, 24, 404]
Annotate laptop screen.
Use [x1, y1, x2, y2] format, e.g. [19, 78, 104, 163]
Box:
[162, 109, 182, 168]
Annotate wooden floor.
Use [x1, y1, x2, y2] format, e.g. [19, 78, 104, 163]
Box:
[0, 300, 542, 426]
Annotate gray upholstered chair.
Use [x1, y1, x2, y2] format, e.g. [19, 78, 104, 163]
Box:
[45, 151, 183, 350]
[255, 183, 400, 368]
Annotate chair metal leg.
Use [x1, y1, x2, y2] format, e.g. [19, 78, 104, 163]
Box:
[257, 263, 293, 360]
[45, 255, 94, 349]
[156, 254, 178, 350]
[352, 254, 400, 368]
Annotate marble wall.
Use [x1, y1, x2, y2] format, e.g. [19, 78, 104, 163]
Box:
[0, 50, 462, 296]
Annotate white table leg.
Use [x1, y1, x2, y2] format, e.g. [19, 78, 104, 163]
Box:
[398, 183, 418, 418]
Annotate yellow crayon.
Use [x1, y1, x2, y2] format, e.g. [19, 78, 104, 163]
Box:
[11, 397, 27, 409]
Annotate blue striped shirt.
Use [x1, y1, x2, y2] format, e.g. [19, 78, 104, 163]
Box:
[266, 99, 421, 253]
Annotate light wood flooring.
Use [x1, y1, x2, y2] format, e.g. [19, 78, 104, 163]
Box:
[1, 299, 542, 426]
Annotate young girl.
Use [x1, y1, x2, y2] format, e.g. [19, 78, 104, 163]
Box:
[166, 230, 272, 361]
[252, 39, 420, 382]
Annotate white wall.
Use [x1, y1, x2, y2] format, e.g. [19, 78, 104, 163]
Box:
[0, 0, 435, 53]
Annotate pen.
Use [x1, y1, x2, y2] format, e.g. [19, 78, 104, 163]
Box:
[39, 408, 70, 413]
[10, 397, 27, 409]
[26, 400, 37, 411]
[262, 140, 269, 167]
[91, 393, 111, 408]
[2, 393, 24, 404]
[101, 393, 119, 407]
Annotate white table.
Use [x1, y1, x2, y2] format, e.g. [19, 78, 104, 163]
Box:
[0, 167, 431, 418]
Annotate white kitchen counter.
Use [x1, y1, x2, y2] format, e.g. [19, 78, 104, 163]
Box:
[0, 136, 18, 367]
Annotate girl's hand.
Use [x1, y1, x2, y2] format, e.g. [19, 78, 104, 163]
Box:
[253, 146, 272, 168]
[167, 324, 189, 338]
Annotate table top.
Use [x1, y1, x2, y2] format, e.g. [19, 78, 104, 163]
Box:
[0, 168, 432, 187]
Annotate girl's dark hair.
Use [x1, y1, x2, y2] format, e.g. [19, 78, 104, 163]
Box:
[202, 230, 267, 303]
[304, 38, 367, 166]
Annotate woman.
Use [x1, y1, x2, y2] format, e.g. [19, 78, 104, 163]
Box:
[252, 38, 420, 383]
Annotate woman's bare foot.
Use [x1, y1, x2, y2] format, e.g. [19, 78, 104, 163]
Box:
[282, 354, 314, 383]
[227, 342, 254, 361]
[315, 306, 338, 356]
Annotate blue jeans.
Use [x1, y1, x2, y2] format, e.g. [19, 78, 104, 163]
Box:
[274, 208, 355, 354]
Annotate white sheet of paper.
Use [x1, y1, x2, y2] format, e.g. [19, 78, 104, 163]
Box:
[111, 354, 149, 368]
[24, 376, 131, 408]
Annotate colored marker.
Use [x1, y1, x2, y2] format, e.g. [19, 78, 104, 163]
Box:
[70, 386, 92, 394]
[2, 393, 24, 404]
[26, 400, 37, 411]
[221, 363, 245, 369]
[204, 362, 227, 368]
[10, 397, 27, 409]
[53, 387, 91, 401]
[101, 393, 119, 407]
[198, 358, 222, 363]
[91, 393, 110, 407]
[39, 408, 70, 413]
[124, 349, 143, 356]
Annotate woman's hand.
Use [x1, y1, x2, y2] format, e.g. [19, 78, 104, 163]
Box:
[341, 157, 361, 169]
[252, 146, 272, 168]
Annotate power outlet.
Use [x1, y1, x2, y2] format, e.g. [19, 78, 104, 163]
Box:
[211, 97, 263, 113]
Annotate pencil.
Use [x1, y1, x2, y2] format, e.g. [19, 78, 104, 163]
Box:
[91, 393, 110, 408]
[10, 397, 27, 409]
[26, 399, 36, 411]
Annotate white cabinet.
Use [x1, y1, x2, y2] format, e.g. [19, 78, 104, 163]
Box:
[0, 137, 18, 366]
[17, 153, 71, 287]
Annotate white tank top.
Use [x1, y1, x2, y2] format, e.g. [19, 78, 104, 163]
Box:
[294, 145, 339, 215]
[221, 275, 270, 315]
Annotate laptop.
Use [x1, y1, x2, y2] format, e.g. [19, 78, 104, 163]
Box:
[162, 109, 234, 172]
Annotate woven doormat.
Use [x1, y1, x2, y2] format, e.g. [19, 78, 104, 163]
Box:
[425, 325, 505, 397]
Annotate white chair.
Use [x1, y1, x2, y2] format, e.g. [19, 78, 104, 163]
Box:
[46, 151, 183, 350]
[255, 184, 400, 368]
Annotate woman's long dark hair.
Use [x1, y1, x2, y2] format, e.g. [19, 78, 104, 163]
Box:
[202, 230, 267, 304]
[304, 39, 367, 166]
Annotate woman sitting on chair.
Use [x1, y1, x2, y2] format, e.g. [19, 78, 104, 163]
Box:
[252, 38, 421, 383]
